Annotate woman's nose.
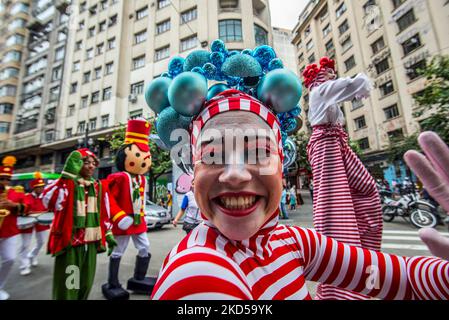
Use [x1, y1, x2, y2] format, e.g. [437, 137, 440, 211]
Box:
[219, 162, 252, 185]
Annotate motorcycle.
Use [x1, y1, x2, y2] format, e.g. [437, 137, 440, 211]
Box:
[381, 191, 439, 229]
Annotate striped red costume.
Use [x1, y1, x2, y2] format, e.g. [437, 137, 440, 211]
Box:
[151, 214, 449, 300]
[304, 58, 382, 299]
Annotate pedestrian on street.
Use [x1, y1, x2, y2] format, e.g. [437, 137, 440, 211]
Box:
[289, 187, 297, 211]
[309, 179, 314, 203]
[166, 190, 173, 218]
[280, 187, 289, 220]
[173, 179, 201, 234]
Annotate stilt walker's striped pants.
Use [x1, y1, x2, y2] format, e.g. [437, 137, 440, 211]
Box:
[307, 124, 383, 300]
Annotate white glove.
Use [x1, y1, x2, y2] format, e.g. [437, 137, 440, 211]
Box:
[118, 216, 133, 231]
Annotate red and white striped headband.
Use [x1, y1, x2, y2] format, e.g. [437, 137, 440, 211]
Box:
[191, 89, 284, 163]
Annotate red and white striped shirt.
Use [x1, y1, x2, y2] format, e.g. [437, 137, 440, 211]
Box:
[151, 215, 449, 300]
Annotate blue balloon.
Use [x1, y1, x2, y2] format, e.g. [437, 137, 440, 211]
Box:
[168, 72, 208, 117]
[203, 63, 217, 79]
[253, 45, 276, 67]
[168, 57, 185, 77]
[144, 77, 172, 114]
[156, 107, 192, 148]
[227, 50, 240, 58]
[161, 72, 172, 78]
[268, 58, 284, 71]
[191, 67, 205, 76]
[210, 52, 225, 67]
[257, 69, 303, 113]
[210, 39, 227, 54]
[222, 54, 262, 78]
[184, 50, 210, 72]
[242, 49, 253, 56]
[207, 83, 230, 100]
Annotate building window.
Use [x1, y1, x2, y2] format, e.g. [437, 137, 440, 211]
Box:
[107, 37, 116, 50]
[94, 67, 102, 80]
[358, 137, 370, 150]
[78, 121, 86, 133]
[388, 128, 404, 141]
[57, 30, 67, 42]
[308, 54, 316, 64]
[325, 40, 335, 55]
[78, 20, 85, 31]
[341, 37, 352, 52]
[219, 20, 243, 42]
[392, 0, 405, 9]
[371, 37, 385, 55]
[304, 26, 311, 38]
[91, 91, 100, 104]
[51, 67, 62, 81]
[100, 0, 108, 11]
[132, 55, 146, 70]
[0, 85, 16, 97]
[351, 98, 364, 110]
[103, 87, 112, 101]
[0, 68, 19, 80]
[402, 34, 421, 56]
[344, 55, 356, 71]
[406, 59, 426, 81]
[375, 57, 390, 74]
[181, 7, 197, 24]
[45, 130, 55, 142]
[155, 46, 170, 61]
[134, 30, 147, 44]
[73, 61, 80, 72]
[4, 50, 22, 63]
[54, 47, 65, 61]
[96, 43, 104, 56]
[49, 86, 60, 102]
[156, 20, 171, 34]
[130, 110, 143, 120]
[65, 128, 73, 138]
[89, 118, 97, 131]
[338, 19, 349, 35]
[354, 116, 367, 130]
[397, 9, 416, 32]
[70, 82, 78, 94]
[306, 40, 314, 51]
[89, 4, 97, 16]
[75, 40, 82, 51]
[88, 26, 96, 38]
[109, 15, 118, 27]
[254, 25, 268, 46]
[101, 115, 109, 128]
[0, 104, 13, 115]
[323, 24, 331, 37]
[105, 62, 114, 75]
[136, 6, 148, 20]
[68, 105, 75, 117]
[83, 71, 91, 84]
[384, 104, 400, 120]
[130, 81, 145, 95]
[99, 20, 107, 32]
[180, 35, 198, 52]
[336, 2, 347, 19]
[158, 0, 170, 9]
[86, 48, 94, 60]
[81, 96, 88, 108]
[379, 80, 394, 96]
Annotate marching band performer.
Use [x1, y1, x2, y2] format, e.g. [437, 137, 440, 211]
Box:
[0, 156, 26, 300]
[18, 172, 50, 276]
[102, 119, 155, 300]
[43, 148, 117, 300]
[303, 57, 383, 300]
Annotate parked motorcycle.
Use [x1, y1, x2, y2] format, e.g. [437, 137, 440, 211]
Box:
[381, 191, 438, 229]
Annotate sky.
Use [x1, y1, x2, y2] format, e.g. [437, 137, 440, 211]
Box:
[269, 0, 310, 30]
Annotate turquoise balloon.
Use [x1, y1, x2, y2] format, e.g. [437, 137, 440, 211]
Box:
[145, 77, 172, 114]
[168, 72, 208, 117]
[257, 69, 302, 113]
[207, 83, 230, 100]
[156, 107, 192, 149]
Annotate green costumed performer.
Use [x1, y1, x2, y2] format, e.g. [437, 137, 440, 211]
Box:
[42, 148, 117, 300]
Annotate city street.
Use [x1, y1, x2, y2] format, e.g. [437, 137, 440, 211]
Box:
[4, 190, 448, 300]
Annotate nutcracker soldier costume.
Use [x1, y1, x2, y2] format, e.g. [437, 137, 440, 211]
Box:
[43, 149, 117, 300]
[18, 172, 50, 276]
[303, 57, 383, 300]
[102, 119, 156, 300]
[0, 156, 26, 300]
[142, 40, 449, 300]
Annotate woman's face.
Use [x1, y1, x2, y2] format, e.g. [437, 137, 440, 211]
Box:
[194, 111, 283, 241]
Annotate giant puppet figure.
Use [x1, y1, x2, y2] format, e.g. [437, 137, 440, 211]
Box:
[303, 57, 383, 300]
[0, 156, 26, 300]
[102, 118, 156, 300]
[141, 40, 449, 301]
[43, 148, 117, 300]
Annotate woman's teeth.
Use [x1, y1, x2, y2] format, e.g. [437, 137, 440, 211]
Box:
[219, 196, 257, 210]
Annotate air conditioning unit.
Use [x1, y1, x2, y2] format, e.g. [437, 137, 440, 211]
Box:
[128, 94, 138, 103]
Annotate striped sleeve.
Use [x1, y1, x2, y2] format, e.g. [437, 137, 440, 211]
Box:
[42, 180, 68, 212]
[291, 227, 449, 300]
[151, 246, 253, 300]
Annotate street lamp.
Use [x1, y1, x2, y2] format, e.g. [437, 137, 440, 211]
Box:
[77, 127, 97, 151]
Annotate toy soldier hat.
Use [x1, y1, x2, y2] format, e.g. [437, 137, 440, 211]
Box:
[0, 156, 17, 178]
[30, 171, 45, 189]
[124, 118, 152, 152]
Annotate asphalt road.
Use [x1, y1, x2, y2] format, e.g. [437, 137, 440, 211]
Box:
[3, 191, 448, 300]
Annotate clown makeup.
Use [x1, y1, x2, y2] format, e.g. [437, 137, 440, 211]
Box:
[193, 111, 283, 241]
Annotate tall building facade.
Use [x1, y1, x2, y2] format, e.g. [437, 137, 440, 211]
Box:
[292, 0, 449, 178]
[3, 0, 272, 177]
[272, 27, 298, 76]
[0, 0, 31, 151]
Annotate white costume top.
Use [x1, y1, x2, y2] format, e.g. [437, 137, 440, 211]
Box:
[307, 73, 372, 127]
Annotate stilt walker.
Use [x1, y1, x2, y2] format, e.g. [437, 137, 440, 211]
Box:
[102, 118, 156, 300]
[0, 156, 26, 300]
[303, 57, 383, 300]
[43, 149, 117, 300]
[18, 172, 50, 276]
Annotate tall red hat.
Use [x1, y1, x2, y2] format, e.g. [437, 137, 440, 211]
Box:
[30, 172, 45, 189]
[124, 118, 152, 152]
[303, 57, 336, 89]
[0, 156, 16, 178]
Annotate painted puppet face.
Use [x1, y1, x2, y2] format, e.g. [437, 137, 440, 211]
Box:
[124, 144, 152, 175]
[80, 156, 98, 179]
[194, 111, 283, 241]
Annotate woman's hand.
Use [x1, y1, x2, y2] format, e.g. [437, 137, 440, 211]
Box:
[404, 132, 449, 260]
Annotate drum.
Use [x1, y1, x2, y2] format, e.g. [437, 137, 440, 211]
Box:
[37, 212, 54, 226]
[0, 209, 10, 229]
[17, 216, 37, 230]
